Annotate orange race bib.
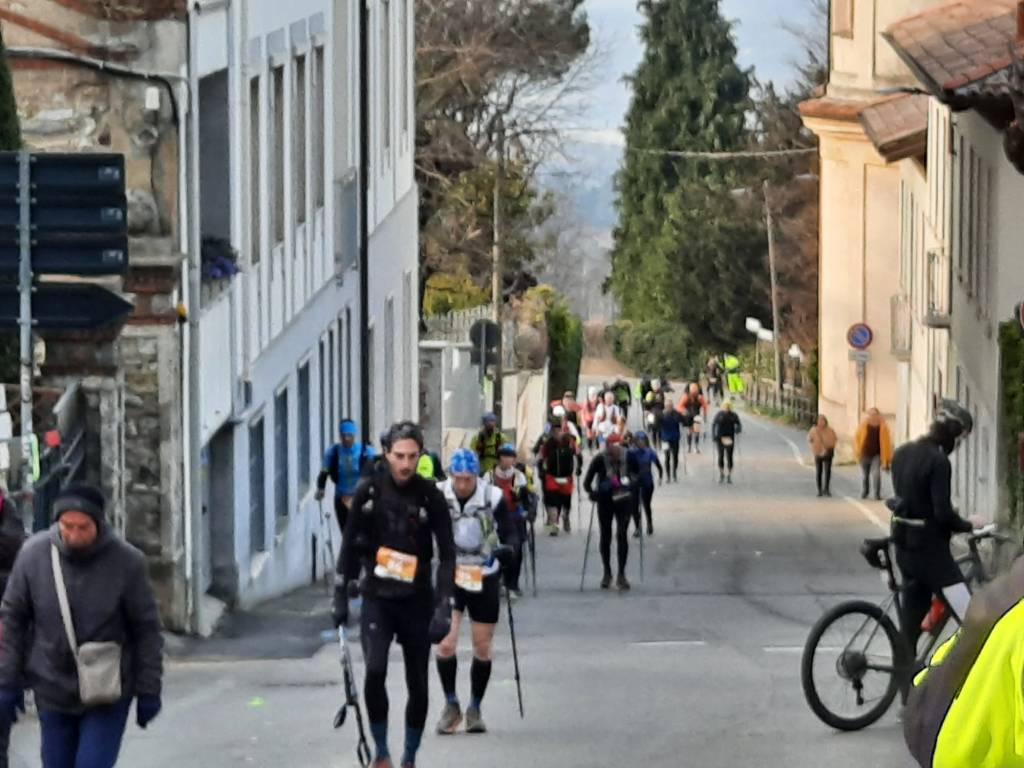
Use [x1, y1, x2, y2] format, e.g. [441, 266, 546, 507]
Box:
[455, 565, 484, 593]
[374, 547, 418, 584]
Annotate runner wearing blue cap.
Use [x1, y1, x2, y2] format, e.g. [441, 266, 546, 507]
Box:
[316, 418, 376, 530]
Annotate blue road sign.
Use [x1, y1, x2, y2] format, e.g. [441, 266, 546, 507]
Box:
[847, 323, 874, 350]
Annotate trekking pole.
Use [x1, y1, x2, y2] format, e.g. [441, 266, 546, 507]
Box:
[319, 499, 336, 593]
[638, 498, 645, 584]
[580, 501, 596, 592]
[334, 628, 373, 767]
[505, 586, 525, 718]
[529, 518, 538, 598]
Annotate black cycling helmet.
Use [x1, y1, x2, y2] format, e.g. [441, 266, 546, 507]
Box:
[930, 398, 973, 454]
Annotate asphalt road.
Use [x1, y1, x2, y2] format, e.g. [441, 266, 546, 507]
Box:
[10, 385, 913, 767]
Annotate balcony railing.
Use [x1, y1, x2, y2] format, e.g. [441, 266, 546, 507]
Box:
[891, 293, 912, 359]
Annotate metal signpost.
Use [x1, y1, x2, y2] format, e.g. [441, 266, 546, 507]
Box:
[847, 323, 874, 415]
[1, 151, 130, 530]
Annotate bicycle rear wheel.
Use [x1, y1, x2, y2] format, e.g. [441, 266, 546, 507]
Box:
[801, 600, 905, 731]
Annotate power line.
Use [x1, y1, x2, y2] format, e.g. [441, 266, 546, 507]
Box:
[628, 146, 817, 160]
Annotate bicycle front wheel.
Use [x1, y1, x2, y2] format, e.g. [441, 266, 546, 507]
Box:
[801, 600, 904, 731]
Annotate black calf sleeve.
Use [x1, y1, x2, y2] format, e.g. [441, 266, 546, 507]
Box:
[471, 658, 492, 705]
[436, 655, 457, 699]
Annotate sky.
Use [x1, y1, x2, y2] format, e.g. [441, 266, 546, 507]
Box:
[573, 0, 817, 146]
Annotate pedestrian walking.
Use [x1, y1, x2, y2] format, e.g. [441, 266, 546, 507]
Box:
[434, 450, 518, 736]
[712, 401, 742, 484]
[316, 418, 376, 532]
[472, 413, 508, 477]
[0, 485, 164, 768]
[628, 432, 663, 537]
[610, 379, 633, 424]
[0, 488, 25, 768]
[537, 419, 581, 536]
[580, 386, 601, 452]
[484, 445, 530, 598]
[854, 407, 893, 500]
[706, 356, 725, 405]
[659, 407, 684, 482]
[642, 380, 667, 450]
[678, 383, 709, 454]
[335, 421, 457, 768]
[807, 415, 838, 497]
[593, 391, 623, 445]
[583, 434, 640, 591]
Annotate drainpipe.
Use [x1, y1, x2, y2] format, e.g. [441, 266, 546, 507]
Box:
[185, 2, 204, 634]
[359, 0, 371, 446]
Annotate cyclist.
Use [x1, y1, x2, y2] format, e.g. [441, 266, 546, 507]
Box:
[315, 418, 376, 530]
[335, 421, 456, 768]
[891, 400, 985, 652]
[434, 449, 518, 736]
[628, 431, 662, 537]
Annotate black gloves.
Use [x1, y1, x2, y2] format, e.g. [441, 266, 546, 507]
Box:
[492, 544, 516, 571]
[332, 580, 360, 628]
[428, 599, 453, 644]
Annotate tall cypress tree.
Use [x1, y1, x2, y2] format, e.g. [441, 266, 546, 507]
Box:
[610, 0, 767, 352]
[0, 28, 21, 151]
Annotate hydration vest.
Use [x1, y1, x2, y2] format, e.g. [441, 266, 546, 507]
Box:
[439, 479, 502, 573]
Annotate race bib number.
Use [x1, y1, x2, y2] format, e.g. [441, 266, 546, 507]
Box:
[455, 565, 484, 593]
[374, 547, 418, 584]
[555, 477, 569, 486]
[720, 437, 734, 447]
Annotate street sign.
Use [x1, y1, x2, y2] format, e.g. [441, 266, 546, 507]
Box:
[0, 152, 128, 275]
[847, 323, 874, 350]
[848, 349, 871, 363]
[0, 283, 133, 330]
[469, 318, 501, 368]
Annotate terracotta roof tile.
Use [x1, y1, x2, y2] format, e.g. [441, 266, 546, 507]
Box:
[859, 94, 930, 162]
[883, 0, 1023, 95]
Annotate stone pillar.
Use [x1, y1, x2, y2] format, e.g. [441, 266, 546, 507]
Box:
[121, 248, 187, 630]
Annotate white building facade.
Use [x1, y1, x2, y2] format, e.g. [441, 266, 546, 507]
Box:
[191, 0, 418, 613]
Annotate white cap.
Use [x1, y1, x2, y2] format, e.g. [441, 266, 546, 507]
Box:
[587, 386, 598, 397]
[553, 405, 566, 418]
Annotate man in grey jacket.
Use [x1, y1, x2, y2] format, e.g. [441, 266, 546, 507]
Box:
[0, 485, 163, 767]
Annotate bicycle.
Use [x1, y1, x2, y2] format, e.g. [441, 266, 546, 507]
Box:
[800, 519, 1011, 731]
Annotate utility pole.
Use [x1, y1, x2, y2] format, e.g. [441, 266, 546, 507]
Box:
[763, 180, 783, 392]
[17, 151, 33, 533]
[491, 121, 505, 423]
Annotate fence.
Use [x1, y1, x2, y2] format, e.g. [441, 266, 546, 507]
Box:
[748, 377, 816, 426]
[423, 305, 518, 368]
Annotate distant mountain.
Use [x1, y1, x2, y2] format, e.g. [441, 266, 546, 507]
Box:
[541, 139, 623, 236]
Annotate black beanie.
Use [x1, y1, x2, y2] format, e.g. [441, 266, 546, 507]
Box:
[52, 484, 106, 527]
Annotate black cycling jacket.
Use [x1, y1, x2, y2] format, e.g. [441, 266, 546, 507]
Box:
[891, 436, 972, 552]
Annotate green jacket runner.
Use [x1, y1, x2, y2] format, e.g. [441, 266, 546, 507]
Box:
[905, 556, 1024, 767]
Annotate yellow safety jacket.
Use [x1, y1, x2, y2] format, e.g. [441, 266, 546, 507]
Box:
[906, 557, 1024, 767]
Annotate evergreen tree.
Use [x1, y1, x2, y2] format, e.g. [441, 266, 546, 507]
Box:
[0, 29, 21, 151]
[610, 0, 767, 352]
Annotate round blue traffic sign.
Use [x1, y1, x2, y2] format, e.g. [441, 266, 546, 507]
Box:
[847, 323, 874, 350]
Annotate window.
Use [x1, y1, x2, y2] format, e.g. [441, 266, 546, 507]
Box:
[956, 135, 966, 282]
[249, 418, 266, 554]
[337, 314, 346, 420]
[294, 55, 307, 226]
[384, 298, 395, 424]
[272, 66, 285, 246]
[250, 77, 261, 264]
[345, 307, 353, 416]
[312, 46, 326, 209]
[298, 363, 311, 492]
[274, 388, 289, 518]
[367, 325, 376, 437]
[400, 0, 410, 135]
[381, 0, 392, 155]
[832, 0, 853, 36]
[318, 339, 326, 454]
[404, 272, 415, 416]
[328, 326, 337, 437]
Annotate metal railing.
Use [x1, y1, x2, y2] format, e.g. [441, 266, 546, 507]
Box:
[748, 377, 816, 426]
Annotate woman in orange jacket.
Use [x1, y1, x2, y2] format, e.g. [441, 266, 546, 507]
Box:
[854, 408, 893, 500]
